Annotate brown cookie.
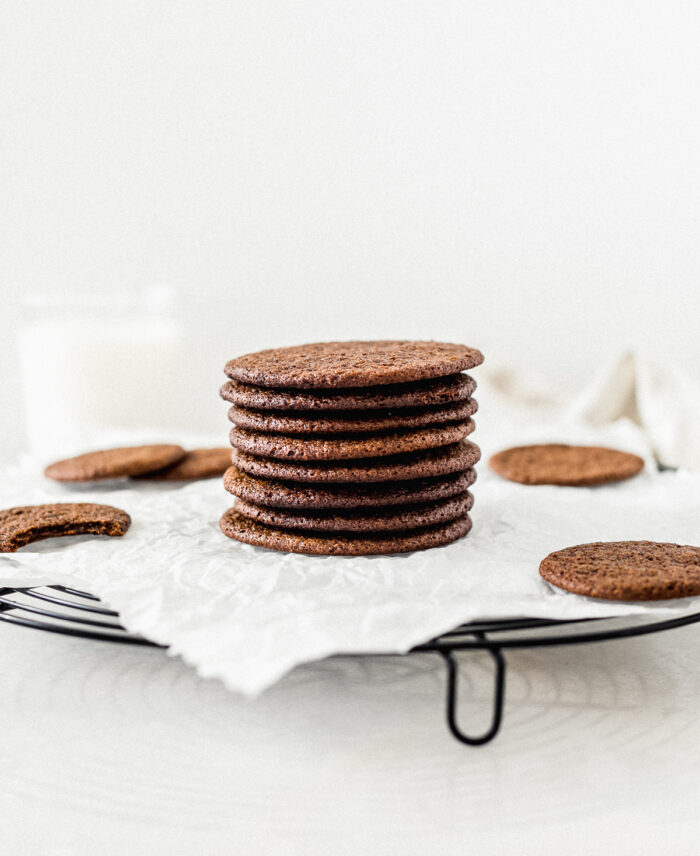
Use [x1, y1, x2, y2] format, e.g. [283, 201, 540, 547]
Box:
[540, 541, 700, 601]
[0, 503, 131, 552]
[231, 440, 481, 483]
[223, 466, 477, 509]
[489, 444, 644, 486]
[224, 340, 484, 389]
[133, 448, 232, 481]
[220, 508, 472, 555]
[233, 492, 473, 533]
[44, 444, 186, 482]
[227, 399, 477, 434]
[220, 374, 477, 411]
[229, 421, 474, 461]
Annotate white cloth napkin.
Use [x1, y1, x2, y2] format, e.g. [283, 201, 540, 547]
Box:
[566, 350, 700, 471]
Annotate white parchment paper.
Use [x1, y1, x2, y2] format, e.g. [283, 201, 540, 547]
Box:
[2, 416, 700, 695]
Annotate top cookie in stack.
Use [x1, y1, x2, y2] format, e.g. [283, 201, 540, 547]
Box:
[219, 340, 483, 556]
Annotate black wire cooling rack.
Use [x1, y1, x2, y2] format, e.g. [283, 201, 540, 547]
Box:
[2, 584, 699, 746]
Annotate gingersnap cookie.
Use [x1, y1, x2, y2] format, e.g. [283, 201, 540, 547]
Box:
[220, 508, 472, 555]
[219, 374, 477, 412]
[44, 444, 186, 482]
[232, 440, 481, 483]
[227, 399, 477, 434]
[0, 503, 131, 552]
[229, 421, 474, 462]
[233, 492, 473, 533]
[489, 444, 644, 486]
[133, 448, 231, 481]
[540, 541, 700, 601]
[223, 466, 477, 509]
[224, 340, 484, 389]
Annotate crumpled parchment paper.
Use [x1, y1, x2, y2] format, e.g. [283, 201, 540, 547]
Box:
[1, 416, 699, 695]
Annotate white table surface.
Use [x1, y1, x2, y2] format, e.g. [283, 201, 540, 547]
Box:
[2, 616, 700, 855]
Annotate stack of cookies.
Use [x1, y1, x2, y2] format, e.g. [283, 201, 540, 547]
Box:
[219, 341, 484, 555]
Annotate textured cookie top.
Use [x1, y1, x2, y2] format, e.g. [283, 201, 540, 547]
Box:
[229, 421, 474, 461]
[231, 440, 481, 483]
[489, 444, 644, 486]
[224, 341, 484, 389]
[233, 492, 473, 534]
[45, 444, 186, 482]
[227, 398, 477, 434]
[220, 374, 476, 411]
[540, 541, 700, 601]
[133, 448, 231, 481]
[220, 508, 472, 555]
[223, 466, 477, 509]
[0, 503, 131, 552]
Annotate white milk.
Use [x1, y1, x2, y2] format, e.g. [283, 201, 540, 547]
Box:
[19, 290, 184, 459]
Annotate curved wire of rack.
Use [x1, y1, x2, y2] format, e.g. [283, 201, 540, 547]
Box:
[0, 585, 157, 646]
[2, 584, 699, 746]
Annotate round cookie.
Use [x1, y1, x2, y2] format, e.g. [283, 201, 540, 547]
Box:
[540, 541, 700, 601]
[223, 466, 477, 509]
[220, 374, 476, 411]
[44, 444, 186, 482]
[0, 503, 131, 552]
[233, 492, 473, 533]
[224, 340, 484, 389]
[229, 421, 474, 461]
[227, 399, 477, 434]
[488, 444, 644, 486]
[220, 508, 473, 555]
[133, 448, 232, 481]
[231, 440, 481, 483]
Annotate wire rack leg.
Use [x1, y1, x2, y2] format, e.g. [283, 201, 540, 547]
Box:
[441, 645, 506, 746]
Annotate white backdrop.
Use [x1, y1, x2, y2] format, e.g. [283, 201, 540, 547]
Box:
[2, 1, 700, 460]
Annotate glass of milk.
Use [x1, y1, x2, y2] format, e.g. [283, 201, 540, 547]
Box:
[18, 285, 184, 460]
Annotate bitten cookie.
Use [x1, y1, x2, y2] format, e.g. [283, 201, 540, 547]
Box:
[223, 467, 477, 509]
[45, 445, 186, 482]
[231, 440, 481, 483]
[219, 374, 477, 411]
[133, 448, 232, 481]
[233, 492, 473, 533]
[489, 444, 644, 486]
[540, 540, 700, 601]
[224, 340, 484, 389]
[220, 508, 473, 555]
[229, 421, 474, 461]
[0, 503, 131, 552]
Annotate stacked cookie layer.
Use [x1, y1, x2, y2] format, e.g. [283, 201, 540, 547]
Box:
[219, 341, 483, 555]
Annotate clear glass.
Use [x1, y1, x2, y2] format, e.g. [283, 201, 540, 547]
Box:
[18, 285, 184, 458]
